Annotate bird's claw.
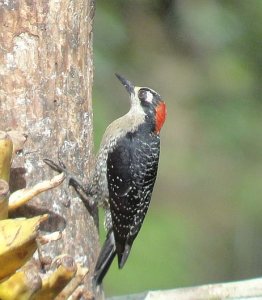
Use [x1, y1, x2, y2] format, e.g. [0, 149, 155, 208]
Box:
[43, 158, 67, 174]
[44, 157, 86, 192]
[58, 156, 66, 169]
[44, 158, 78, 189]
[44, 157, 95, 214]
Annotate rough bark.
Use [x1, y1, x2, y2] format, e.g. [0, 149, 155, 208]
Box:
[0, 0, 98, 294]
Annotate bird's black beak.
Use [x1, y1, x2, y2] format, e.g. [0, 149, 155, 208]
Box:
[115, 73, 134, 95]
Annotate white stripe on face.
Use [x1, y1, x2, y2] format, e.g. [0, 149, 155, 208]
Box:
[145, 91, 153, 103]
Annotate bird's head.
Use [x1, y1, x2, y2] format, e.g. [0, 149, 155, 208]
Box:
[115, 73, 167, 133]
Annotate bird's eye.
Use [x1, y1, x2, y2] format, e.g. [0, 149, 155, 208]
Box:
[138, 90, 147, 102]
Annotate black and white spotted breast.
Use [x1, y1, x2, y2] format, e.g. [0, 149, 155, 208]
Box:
[107, 128, 160, 260]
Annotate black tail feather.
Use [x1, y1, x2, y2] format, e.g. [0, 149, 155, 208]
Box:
[118, 243, 131, 269]
[93, 230, 116, 286]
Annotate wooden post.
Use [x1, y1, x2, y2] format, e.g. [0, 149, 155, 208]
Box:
[0, 0, 98, 294]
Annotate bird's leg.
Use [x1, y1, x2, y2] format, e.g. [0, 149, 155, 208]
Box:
[43, 158, 95, 214]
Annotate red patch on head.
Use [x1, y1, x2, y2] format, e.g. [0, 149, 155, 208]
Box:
[155, 101, 167, 133]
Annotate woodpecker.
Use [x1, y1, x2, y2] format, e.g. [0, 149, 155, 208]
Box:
[44, 74, 167, 286]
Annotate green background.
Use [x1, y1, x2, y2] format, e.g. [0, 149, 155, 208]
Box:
[92, 0, 262, 296]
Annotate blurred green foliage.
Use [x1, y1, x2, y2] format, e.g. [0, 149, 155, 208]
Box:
[93, 0, 262, 296]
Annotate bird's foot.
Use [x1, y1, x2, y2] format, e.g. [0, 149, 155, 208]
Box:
[43, 157, 95, 214]
[44, 158, 83, 188]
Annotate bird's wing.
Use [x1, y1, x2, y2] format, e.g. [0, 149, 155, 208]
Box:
[107, 131, 160, 268]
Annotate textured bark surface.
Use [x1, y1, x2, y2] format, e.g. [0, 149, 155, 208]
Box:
[0, 0, 98, 294]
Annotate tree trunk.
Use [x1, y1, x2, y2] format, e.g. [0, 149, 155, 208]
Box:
[0, 0, 98, 295]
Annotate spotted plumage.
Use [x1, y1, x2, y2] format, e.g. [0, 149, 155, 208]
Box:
[107, 125, 160, 267]
[92, 74, 166, 286]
